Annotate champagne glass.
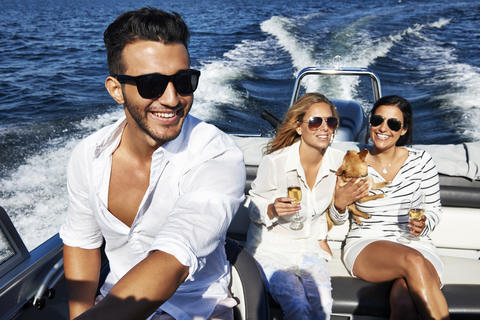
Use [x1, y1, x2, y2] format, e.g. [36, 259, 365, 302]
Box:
[397, 192, 425, 244]
[287, 172, 305, 230]
[396, 199, 412, 244]
[407, 192, 425, 241]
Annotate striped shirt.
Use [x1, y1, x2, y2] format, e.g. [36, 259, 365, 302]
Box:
[345, 147, 442, 242]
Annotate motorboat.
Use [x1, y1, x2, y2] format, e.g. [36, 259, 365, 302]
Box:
[1, 64, 479, 320]
[228, 65, 480, 319]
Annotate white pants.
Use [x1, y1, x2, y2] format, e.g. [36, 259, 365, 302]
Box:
[257, 253, 332, 320]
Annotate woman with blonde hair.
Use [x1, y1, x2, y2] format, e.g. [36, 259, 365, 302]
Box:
[246, 93, 368, 319]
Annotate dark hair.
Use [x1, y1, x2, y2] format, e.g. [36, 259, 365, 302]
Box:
[265, 93, 339, 154]
[365, 95, 413, 146]
[104, 7, 190, 75]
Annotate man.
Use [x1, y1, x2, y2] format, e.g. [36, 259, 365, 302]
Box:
[59, 8, 245, 320]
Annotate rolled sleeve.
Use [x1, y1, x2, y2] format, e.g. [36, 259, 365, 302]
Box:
[420, 152, 442, 236]
[328, 201, 348, 226]
[60, 141, 103, 249]
[248, 156, 278, 227]
[151, 154, 245, 278]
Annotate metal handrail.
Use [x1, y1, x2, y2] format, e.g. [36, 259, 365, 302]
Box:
[290, 66, 382, 106]
[33, 257, 64, 308]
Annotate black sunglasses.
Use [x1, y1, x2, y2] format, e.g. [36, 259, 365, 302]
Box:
[302, 117, 338, 131]
[370, 114, 403, 132]
[115, 69, 201, 99]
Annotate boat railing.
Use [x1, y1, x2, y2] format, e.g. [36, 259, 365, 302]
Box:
[290, 66, 382, 106]
[32, 257, 64, 309]
[0, 206, 64, 319]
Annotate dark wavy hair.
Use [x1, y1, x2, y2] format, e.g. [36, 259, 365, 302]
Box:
[365, 95, 413, 147]
[104, 7, 190, 75]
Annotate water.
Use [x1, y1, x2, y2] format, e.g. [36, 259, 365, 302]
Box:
[1, 0, 479, 251]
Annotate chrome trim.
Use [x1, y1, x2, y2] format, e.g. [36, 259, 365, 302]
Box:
[290, 66, 382, 106]
[33, 257, 64, 308]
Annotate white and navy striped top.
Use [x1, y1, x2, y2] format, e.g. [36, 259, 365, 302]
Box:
[345, 147, 442, 242]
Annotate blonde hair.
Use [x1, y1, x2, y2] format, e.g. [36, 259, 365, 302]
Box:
[265, 93, 339, 155]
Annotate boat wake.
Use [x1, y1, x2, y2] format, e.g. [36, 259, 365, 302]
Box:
[260, 12, 479, 141]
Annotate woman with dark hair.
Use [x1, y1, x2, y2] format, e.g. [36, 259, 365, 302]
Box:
[343, 95, 449, 319]
[246, 93, 368, 320]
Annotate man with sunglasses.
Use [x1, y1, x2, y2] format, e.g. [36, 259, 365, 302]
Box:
[60, 7, 245, 320]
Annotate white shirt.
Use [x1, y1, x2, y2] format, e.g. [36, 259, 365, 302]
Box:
[245, 141, 347, 262]
[60, 115, 245, 320]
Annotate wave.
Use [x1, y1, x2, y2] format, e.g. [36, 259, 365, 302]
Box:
[410, 28, 480, 140]
[193, 36, 285, 121]
[0, 140, 74, 251]
[258, 14, 467, 114]
[260, 16, 321, 95]
[0, 109, 125, 251]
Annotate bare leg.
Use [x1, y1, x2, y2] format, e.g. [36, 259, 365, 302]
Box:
[390, 278, 417, 320]
[352, 241, 449, 320]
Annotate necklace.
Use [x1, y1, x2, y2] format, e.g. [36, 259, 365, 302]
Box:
[371, 148, 397, 174]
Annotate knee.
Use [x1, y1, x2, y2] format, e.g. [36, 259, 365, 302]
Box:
[403, 251, 430, 276]
[281, 296, 312, 319]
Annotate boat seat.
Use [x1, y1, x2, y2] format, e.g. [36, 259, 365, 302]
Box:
[330, 99, 366, 142]
[225, 237, 270, 320]
[330, 277, 480, 319]
[438, 174, 480, 208]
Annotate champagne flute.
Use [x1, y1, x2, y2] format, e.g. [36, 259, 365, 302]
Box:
[407, 192, 425, 241]
[287, 172, 305, 230]
[396, 199, 412, 244]
[398, 192, 425, 243]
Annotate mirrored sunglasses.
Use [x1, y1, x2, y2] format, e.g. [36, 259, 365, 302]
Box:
[303, 117, 338, 131]
[370, 114, 403, 132]
[115, 69, 201, 99]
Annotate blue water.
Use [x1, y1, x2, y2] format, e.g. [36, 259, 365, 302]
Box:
[1, 0, 479, 250]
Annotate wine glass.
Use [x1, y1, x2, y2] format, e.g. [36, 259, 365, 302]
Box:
[397, 192, 425, 244]
[396, 199, 412, 244]
[286, 172, 305, 230]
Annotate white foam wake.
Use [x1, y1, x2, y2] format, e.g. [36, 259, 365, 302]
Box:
[0, 140, 74, 251]
[0, 110, 124, 251]
[260, 16, 321, 95]
[193, 37, 277, 121]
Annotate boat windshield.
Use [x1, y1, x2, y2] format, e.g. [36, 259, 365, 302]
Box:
[0, 230, 15, 265]
[0, 206, 30, 278]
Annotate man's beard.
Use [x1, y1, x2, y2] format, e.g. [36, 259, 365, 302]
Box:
[123, 96, 184, 145]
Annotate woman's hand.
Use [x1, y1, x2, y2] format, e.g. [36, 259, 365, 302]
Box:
[267, 197, 301, 220]
[333, 177, 370, 213]
[409, 215, 427, 237]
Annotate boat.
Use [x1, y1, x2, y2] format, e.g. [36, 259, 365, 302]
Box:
[1, 63, 479, 320]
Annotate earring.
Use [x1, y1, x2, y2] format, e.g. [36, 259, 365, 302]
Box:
[329, 133, 335, 146]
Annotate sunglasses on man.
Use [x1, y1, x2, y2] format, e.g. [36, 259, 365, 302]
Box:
[369, 114, 403, 132]
[115, 69, 201, 99]
[301, 117, 338, 131]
